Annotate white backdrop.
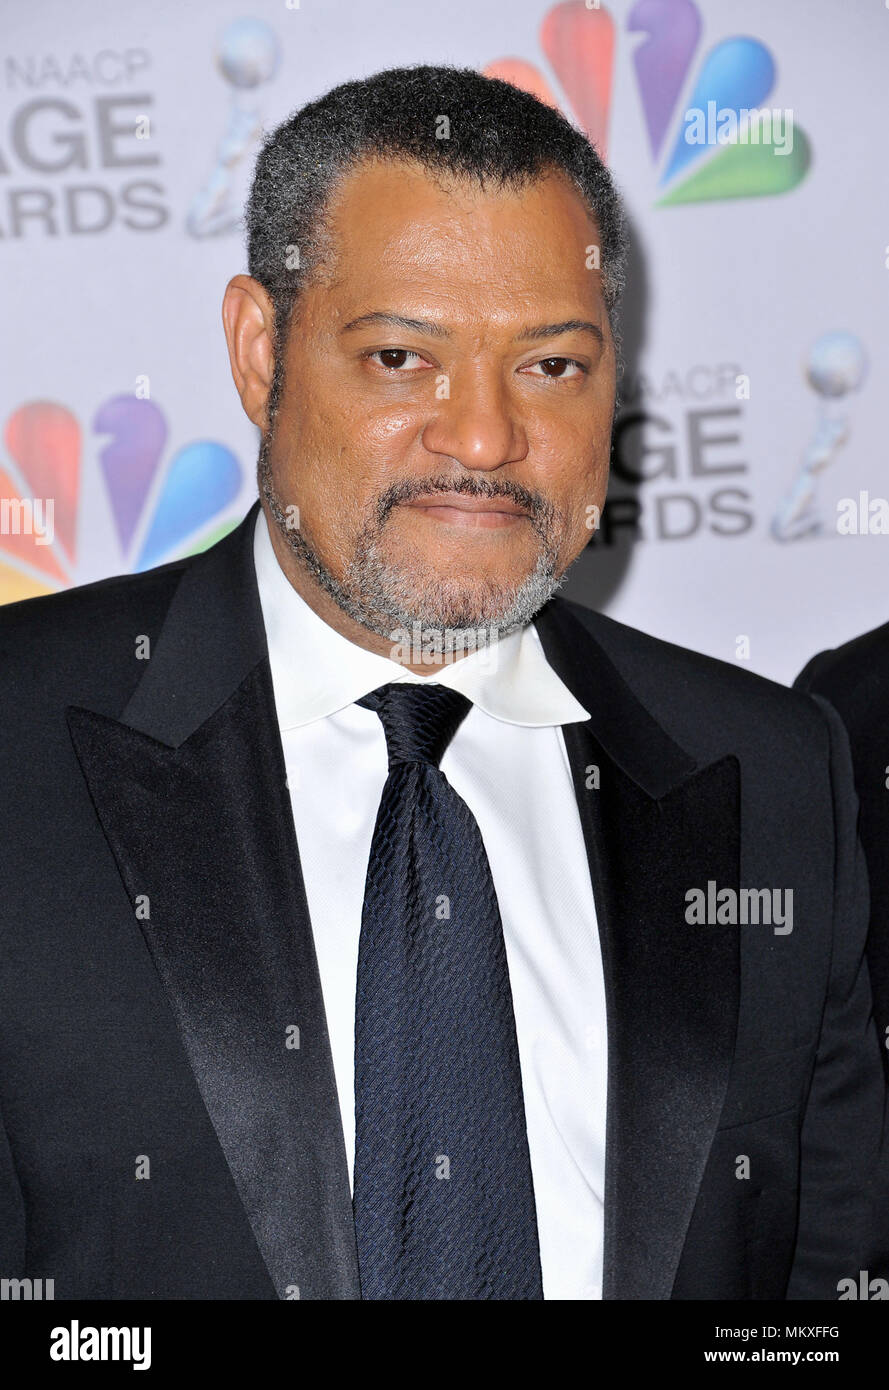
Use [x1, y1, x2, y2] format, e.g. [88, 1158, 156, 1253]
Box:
[2, 0, 886, 683]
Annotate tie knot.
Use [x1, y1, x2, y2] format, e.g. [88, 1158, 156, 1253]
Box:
[357, 681, 472, 769]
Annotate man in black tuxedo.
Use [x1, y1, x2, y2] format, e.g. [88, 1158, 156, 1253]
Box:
[797, 626, 889, 1084]
[0, 65, 886, 1301]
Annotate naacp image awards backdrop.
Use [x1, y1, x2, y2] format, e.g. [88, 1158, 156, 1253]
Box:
[1, 0, 886, 682]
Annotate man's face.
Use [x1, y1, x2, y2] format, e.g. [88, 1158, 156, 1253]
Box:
[257, 156, 615, 638]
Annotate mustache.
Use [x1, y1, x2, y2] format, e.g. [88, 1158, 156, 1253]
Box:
[258, 434, 561, 546]
[372, 473, 556, 531]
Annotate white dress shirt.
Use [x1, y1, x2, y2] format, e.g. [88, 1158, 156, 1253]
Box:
[253, 508, 608, 1299]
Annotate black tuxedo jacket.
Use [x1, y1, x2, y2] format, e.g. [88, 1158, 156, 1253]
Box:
[0, 502, 886, 1301]
[797, 623, 889, 1087]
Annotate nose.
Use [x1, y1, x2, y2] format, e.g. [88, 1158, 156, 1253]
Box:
[420, 364, 528, 472]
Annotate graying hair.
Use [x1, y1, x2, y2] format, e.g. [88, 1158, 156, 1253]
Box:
[245, 63, 629, 425]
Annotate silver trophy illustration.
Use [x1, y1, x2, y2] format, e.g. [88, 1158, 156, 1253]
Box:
[771, 331, 868, 542]
[187, 18, 280, 239]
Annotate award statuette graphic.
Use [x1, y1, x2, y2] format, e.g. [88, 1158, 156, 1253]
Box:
[772, 331, 869, 542]
[187, 18, 281, 239]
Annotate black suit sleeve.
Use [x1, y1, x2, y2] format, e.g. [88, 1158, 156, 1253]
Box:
[795, 644, 889, 1081]
[0, 1094, 26, 1276]
[786, 695, 889, 1296]
[795, 650, 827, 692]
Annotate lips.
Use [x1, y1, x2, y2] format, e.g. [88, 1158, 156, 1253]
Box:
[403, 493, 530, 518]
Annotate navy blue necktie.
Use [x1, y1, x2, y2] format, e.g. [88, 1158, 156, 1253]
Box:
[352, 681, 543, 1300]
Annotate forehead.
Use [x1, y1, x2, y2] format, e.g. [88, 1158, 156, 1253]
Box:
[317, 156, 603, 309]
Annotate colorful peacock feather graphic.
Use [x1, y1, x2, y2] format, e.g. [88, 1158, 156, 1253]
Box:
[0, 397, 242, 605]
[484, 0, 810, 202]
[1, 0, 810, 606]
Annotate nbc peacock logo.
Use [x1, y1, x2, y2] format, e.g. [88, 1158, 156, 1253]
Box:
[485, 0, 810, 204]
[0, 397, 242, 606]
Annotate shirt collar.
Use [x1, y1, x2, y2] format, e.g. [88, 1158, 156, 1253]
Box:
[253, 507, 591, 731]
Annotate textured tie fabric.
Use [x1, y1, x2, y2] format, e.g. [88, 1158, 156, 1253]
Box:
[352, 680, 544, 1300]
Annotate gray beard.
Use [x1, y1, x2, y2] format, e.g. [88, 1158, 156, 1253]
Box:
[257, 437, 567, 646]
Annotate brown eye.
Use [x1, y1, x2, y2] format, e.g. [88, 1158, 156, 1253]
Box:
[367, 348, 428, 372]
[525, 357, 585, 379]
[378, 349, 410, 369]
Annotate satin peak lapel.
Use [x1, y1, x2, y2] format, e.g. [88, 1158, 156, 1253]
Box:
[66, 510, 360, 1300]
[535, 600, 741, 1300]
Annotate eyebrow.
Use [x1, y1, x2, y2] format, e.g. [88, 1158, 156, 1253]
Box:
[340, 311, 604, 345]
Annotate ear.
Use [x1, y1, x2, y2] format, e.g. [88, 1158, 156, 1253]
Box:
[222, 275, 277, 432]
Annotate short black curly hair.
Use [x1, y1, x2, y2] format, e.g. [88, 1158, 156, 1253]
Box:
[245, 63, 628, 423]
